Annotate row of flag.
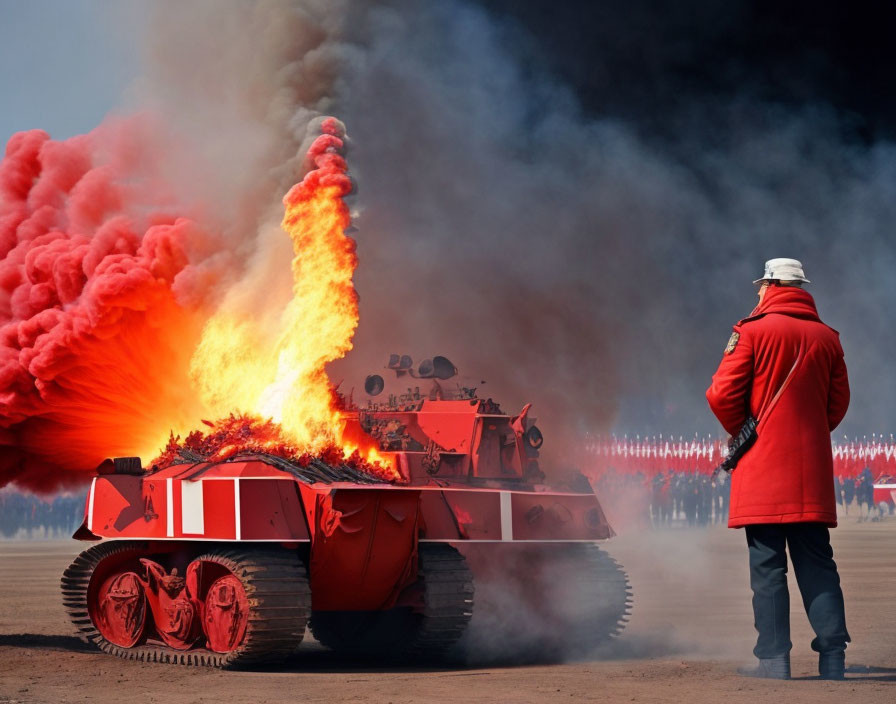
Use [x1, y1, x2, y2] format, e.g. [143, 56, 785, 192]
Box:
[585, 434, 896, 479]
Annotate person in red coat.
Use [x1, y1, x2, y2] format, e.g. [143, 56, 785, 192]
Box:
[707, 258, 850, 681]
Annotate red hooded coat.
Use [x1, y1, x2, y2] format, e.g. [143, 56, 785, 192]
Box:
[706, 286, 850, 527]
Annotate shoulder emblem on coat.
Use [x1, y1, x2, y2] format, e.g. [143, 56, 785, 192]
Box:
[724, 331, 740, 354]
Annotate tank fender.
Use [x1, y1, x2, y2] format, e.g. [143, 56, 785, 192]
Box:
[307, 488, 422, 611]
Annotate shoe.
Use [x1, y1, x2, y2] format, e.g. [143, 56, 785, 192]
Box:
[819, 651, 845, 680]
[737, 655, 791, 680]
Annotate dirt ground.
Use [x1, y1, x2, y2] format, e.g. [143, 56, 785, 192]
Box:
[1, 518, 894, 704]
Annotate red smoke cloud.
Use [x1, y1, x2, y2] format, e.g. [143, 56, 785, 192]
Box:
[0, 122, 211, 493]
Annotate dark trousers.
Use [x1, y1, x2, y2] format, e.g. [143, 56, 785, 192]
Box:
[745, 523, 850, 658]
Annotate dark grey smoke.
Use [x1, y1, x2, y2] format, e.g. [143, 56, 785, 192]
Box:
[128, 0, 895, 453]
[477, 1, 896, 143]
[322, 1, 896, 444]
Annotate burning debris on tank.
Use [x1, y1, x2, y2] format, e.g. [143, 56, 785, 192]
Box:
[364, 399, 426, 412]
[256, 453, 386, 484]
[152, 413, 393, 483]
[166, 448, 386, 485]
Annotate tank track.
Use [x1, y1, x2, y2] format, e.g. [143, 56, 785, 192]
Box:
[61, 541, 309, 668]
[309, 542, 474, 660]
[409, 542, 475, 657]
[457, 541, 631, 662]
[565, 543, 632, 644]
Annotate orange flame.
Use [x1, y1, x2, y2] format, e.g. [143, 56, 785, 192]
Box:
[186, 118, 398, 481]
[151, 414, 396, 482]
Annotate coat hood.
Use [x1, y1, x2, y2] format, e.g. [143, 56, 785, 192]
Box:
[742, 286, 821, 324]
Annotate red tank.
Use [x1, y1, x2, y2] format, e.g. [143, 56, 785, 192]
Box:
[62, 356, 631, 667]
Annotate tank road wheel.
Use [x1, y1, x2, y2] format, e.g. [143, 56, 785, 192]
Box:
[62, 543, 310, 668]
[189, 548, 310, 666]
[310, 543, 474, 661]
[202, 573, 250, 652]
[62, 541, 149, 652]
[92, 569, 147, 647]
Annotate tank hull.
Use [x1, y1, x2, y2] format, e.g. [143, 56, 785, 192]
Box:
[67, 457, 627, 666]
[78, 460, 612, 612]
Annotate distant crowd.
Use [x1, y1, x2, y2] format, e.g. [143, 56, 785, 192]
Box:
[591, 467, 892, 531]
[0, 490, 86, 538]
[592, 470, 730, 529]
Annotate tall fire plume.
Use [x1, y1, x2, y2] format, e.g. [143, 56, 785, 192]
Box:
[184, 118, 394, 479]
[0, 116, 394, 492]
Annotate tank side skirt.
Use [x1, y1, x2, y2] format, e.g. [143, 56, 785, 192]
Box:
[82, 471, 609, 543]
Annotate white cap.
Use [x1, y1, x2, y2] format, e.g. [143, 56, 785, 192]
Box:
[753, 258, 810, 284]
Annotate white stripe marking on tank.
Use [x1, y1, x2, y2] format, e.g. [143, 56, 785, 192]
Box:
[234, 478, 241, 540]
[166, 478, 174, 537]
[181, 480, 205, 534]
[500, 491, 513, 541]
[87, 477, 97, 531]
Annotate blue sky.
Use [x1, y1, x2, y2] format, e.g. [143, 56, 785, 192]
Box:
[0, 0, 141, 142]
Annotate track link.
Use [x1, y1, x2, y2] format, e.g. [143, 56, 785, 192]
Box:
[62, 542, 309, 668]
[410, 542, 475, 657]
[564, 543, 632, 644]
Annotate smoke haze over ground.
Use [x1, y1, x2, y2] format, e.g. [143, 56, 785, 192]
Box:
[2, 0, 896, 489]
